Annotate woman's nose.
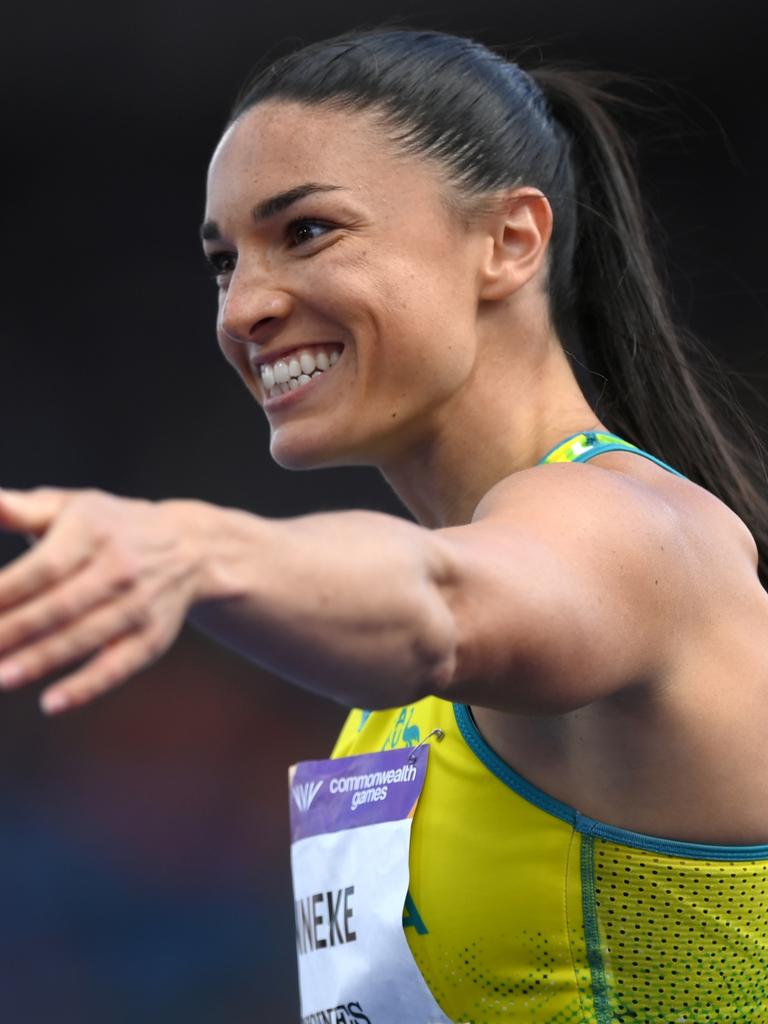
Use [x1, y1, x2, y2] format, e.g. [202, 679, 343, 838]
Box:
[218, 272, 294, 346]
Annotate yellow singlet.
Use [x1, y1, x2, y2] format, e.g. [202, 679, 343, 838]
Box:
[331, 431, 768, 1023]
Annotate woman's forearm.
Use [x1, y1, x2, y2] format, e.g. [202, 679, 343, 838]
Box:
[169, 500, 458, 708]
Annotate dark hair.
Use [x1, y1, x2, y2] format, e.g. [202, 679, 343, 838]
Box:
[229, 28, 768, 587]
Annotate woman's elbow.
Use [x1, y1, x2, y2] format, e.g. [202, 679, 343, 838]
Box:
[410, 585, 459, 703]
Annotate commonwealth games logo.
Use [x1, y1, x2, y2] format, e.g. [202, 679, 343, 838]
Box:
[291, 780, 324, 813]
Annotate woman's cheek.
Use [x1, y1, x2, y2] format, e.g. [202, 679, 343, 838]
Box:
[217, 333, 250, 382]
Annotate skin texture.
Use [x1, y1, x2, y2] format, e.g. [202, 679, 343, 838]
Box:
[3, 98, 768, 846]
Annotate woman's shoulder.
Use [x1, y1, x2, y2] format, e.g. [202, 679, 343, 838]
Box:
[458, 446, 763, 707]
[478, 444, 757, 576]
[580, 446, 759, 573]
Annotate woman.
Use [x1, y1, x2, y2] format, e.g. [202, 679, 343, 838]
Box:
[1, 27, 767, 1023]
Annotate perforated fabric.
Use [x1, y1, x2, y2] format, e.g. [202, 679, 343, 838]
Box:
[582, 837, 768, 1022]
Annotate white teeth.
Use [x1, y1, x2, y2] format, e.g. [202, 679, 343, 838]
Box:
[299, 351, 316, 375]
[266, 368, 327, 400]
[261, 345, 343, 400]
[274, 360, 290, 385]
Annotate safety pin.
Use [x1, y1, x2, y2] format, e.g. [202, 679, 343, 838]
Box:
[407, 727, 445, 764]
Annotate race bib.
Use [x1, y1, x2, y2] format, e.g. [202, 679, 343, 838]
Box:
[289, 745, 453, 1024]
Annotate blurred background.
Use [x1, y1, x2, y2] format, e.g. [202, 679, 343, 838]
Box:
[1, 1, 765, 1021]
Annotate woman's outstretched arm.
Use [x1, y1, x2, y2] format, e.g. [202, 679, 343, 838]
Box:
[0, 464, 692, 716]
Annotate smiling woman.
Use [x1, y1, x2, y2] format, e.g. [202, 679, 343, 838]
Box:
[1, 26, 768, 1024]
[201, 97, 503, 475]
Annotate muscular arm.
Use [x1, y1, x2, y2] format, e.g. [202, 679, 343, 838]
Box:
[177, 461, 693, 713]
[0, 462, 693, 714]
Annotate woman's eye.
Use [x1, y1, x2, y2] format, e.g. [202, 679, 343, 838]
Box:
[286, 219, 333, 247]
[205, 252, 236, 279]
[202, 221, 333, 281]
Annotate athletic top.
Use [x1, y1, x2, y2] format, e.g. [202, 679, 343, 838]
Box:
[331, 430, 768, 1023]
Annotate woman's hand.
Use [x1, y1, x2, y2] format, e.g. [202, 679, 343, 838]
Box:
[0, 490, 455, 718]
[0, 487, 204, 714]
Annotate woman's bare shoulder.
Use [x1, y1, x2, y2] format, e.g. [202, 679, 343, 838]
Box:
[475, 448, 757, 573]
[436, 457, 703, 713]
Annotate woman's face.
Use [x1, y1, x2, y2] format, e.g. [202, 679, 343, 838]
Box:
[202, 100, 487, 469]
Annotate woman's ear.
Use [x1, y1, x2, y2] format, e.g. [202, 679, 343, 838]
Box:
[477, 188, 553, 302]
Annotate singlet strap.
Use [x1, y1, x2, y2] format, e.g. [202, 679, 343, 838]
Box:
[538, 430, 688, 480]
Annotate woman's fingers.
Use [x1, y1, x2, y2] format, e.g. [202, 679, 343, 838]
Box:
[0, 555, 129, 659]
[39, 626, 171, 715]
[0, 591, 153, 690]
[0, 491, 97, 611]
[0, 487, 74, 536]
[0, 490, 203, 711]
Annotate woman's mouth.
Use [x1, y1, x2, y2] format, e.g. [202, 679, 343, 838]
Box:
[255, 343, 344, 408]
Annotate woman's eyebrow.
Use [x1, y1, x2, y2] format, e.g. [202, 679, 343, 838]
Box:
[200, 182, 345, 242]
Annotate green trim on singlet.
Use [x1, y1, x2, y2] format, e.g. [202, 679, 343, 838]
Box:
[454, 703, 768, 860]
[581, 835, 612, 1024]
[539, 429, 689, 479]
[537, 430, 632, 463]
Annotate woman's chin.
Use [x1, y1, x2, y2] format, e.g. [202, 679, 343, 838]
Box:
[269, 434, 351, 471]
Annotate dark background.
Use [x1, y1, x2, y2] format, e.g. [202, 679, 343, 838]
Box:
[1, 3, 765, 1022]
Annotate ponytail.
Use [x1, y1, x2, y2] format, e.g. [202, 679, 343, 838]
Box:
[529, 65, 768, 587]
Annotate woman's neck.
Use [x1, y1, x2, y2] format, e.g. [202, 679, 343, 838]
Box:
[379, 338, 607, 529]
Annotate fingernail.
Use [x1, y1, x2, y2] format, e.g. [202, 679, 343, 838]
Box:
[41, 691, 68, 714]
[0, 663, 23, 688]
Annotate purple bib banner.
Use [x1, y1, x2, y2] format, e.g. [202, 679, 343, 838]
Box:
[289, 746, 429, 843]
